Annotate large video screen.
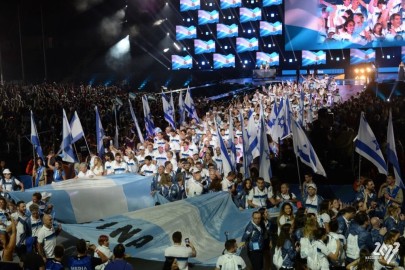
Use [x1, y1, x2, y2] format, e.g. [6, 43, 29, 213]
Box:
[302, 50, 326, 66]
[285, 0, 405, 51]
[171, 0, 284, 69]
[350, 49, 376, 64]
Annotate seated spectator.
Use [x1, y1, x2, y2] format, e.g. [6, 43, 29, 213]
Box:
[76, 163, 95, 179]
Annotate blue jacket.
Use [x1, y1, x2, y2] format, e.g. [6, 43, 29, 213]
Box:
[242, 221, 264, 252]
[337, 215, 350, 238]
[281, 239, 296, 268]
[348, 222, 374, 251]
[383, 216, 405, 233]
[354, 191, 377, 207]
[234, 189, 249, 209]
[168, 183, 186, 201]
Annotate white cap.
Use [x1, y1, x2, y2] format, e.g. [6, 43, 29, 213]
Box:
[41, 192, 52, 199]
[2, 169, 11, 174]
[307, 183, 317, 190]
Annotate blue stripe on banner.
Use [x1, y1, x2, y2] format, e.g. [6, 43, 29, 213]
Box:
[9, 174, 156, 224]
[387, 148, 401, 174]
[356, 140, 387, 172]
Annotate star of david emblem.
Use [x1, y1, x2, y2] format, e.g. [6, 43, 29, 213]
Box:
[278, 116, 285, 127]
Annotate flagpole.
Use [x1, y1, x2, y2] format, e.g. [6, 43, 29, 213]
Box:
[73, 143, 80, 162]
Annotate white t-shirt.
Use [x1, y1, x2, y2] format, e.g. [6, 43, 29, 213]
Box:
[187, 179, 203, 198]
[318, 213, 331, 228]
[164, 245, 193, 270]
[104, 161, 114, 175]
[37, 225, 57, 259]
[221, 178, 234, 192]
[216, 252, 246, 270]
[111, 161, 128, 174]
[248, 187, 273, 207]
[140, 164, 157, 176]
[77, 170, 95, 179]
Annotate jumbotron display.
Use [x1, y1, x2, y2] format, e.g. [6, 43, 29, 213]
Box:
[172, 0, 284, 70]
[285, 0, 405, 51]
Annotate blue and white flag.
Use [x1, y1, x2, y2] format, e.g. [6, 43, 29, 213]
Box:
[184, 88, 200, 123]
[355, 112, 387, 175]
[9, 174, 157, 224]
[240, 111, 250, 179]
[292, 119, 326, 177]
[387, 110, 404, 187]
[270, 98, 289, 141]
[285, 96, 293, 137]
[95, 106, 105, 157]
[30, 111, 45, 161]
[170, 92, 176, 126]
[259, 107, 272, 183]
[307, 93, 313, 124]
[70, 111, 85, 144]
[268, 101, 278, 133]
[228, 110, 237, 169]
[142, 95, 155, 137]
[215, 117, 234, 176]
[113, 104, 119, 149]
[299, 89, 305, 125]
[62, 109, 76, 163]
[162, 92, 176, 129]
[51, 192, 252, 266]
[178, 91, 186, 125]
[247, 109, 260, 160]
[128, 100, 144, 143]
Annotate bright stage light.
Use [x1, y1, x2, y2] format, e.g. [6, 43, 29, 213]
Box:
[366, 67, 371, 73]
[173, 42, 181, 51]
[109, 35, 130, 59]
[163, 48, 169, 52]
[360, 69, 365, 73]
[354, 68, 358, 73]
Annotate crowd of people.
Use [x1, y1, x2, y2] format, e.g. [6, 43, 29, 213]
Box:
[318, 0, 405, 44]
[0, 73, 405, 270]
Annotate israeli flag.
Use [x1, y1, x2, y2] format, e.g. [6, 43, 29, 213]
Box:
[292, 119, 326, 177]
[178, 90, 186, 125]
[259, 106, 272, 183]
[387, 110, 404, 187]
[240, 111, 250, 179]
[142, 95, 155, 137]
[299, 89, 305, 126]
[247, 109, 260, 160]
[70, 111, 85, 144]
[270, 98, 288, 141]
[95, 106, 105, 157]
[128, 100, 144, 143]
[62, 109, 76, 163]
[215, 118, 234, 176]
[228, 110, 237, 168]
[30, 111, 45, 161]
[170, 92, 176, 125]
[184, 88, 200, 123]
[162, 92, 176, 129]
[355, 112, 387, 175]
